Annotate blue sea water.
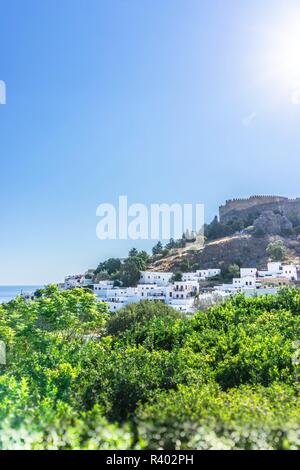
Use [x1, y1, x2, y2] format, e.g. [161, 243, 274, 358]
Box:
[0, 286, 43, 304]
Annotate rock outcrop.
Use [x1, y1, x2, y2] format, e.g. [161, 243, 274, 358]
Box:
[253, 211, 293, 236]
[219, 196, 300, 226]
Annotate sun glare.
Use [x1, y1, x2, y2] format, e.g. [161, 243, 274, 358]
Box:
[262, 13, 300, 102]
[271, 30, 300, 82]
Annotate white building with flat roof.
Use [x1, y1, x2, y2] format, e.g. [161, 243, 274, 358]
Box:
[182, 272, 200, 282]
[281, 265, 298, 280]
[167, 297, 195, 313]
[196, 269, 221, 279]
[233, 276, 256, 289]
[94, 281, 114, 292]
[182, 269, 221, 282]
[64, 274, 94, 290]
[136, 284, 168, 300]
[172, 280, 199, 293]
[139, 271, 173, 286]
[240, 268, 257, 278]
[258, 262, 297, 281]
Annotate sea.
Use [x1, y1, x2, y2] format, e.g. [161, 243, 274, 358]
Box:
[0, 286, 43, 304]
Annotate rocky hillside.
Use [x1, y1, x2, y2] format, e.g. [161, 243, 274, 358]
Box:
[149, 234, 300, 272]
[149, 196, 300, 273]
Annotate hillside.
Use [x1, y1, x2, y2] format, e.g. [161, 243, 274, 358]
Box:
[149, 196, 300, 273]
[149, 233, 300, 272]
[91, 195, 300, 284]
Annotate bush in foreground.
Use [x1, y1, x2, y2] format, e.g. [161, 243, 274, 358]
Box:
[1, 287, 300, 449]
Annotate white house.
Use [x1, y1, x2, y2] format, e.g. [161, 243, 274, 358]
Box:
[96, 287, 141, 312]
[182, 272, 200, 282]
[270, 262, 282, 272]
[196, 269, 221, 279]
[173, 281, 199, 293]
[166, 283, 197, 313]
[281, 265, 298, 281]
[215, 279, 256, 294]
[232, 276, 256, 289]
[240, 268, 257, 278]
[94, 281, 114, 293]
[136, 284, 168, 300]
[64, 275, 82, 289]
[105, 301, 127, 312]
[139, 271, 173, 286]
[167, 297, 195, 313]
[81, 278, 94, 287]
[214, 283, 236, 293]
[258, 262, 297, 281]
[63, 274, 94, 290]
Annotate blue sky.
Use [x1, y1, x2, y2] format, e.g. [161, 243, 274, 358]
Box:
[1, 0, 300, 284]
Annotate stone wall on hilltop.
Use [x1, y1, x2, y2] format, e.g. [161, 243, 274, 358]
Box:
[219, 196, 300, 226]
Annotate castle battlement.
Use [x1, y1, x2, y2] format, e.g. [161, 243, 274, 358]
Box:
[220, 195, 287, 210]
[219, 195, 300, 224]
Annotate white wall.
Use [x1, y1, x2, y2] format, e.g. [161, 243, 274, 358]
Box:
[196, 269, 221, 279]
[139, 271, 173, 286]
[240, 268, 257, 278]
[233, 276, 256, 288]
[182, 272, 199, 282]
[282, 265, 297, 280]
[267, 262, 282, 274]
[259, 263, 297, 281]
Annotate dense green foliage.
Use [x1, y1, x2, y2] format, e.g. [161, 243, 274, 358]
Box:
[94, 249, 150, 287]
[267, 240, 287, 261]
[1, 287, 300, 449]
[204, 215, 257, 241]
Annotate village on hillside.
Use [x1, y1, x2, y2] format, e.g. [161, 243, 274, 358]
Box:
[21, 195, 300, 313]
[58, 261, 299, 314]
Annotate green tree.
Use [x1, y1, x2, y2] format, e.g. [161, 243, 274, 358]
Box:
[120, 255, 147, 287]
[171, 272, 182, 282]
[137, 250, 150, 265]
[205, 216, 231, 241]
[128, 248, 139, 257]
[3, 283, 300, 449]
[228, 263, 240, 278]
[152, 241, 163, 256]
[166, 238, 176, 250]
[267, 240, 287, 261]
[95, 258, 121, 276]
[178, 257, 190, 272]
